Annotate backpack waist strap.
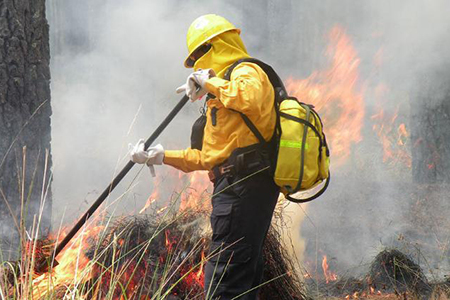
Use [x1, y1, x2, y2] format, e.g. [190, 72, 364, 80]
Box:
[208, 143, 272, 183]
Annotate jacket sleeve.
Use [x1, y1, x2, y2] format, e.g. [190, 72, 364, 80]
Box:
[163, 148, 212, 173]
[204, 63, 269, 116]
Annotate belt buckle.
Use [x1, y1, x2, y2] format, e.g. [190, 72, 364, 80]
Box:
[208, 170, 216, 182]
[220, 164, 234, 176]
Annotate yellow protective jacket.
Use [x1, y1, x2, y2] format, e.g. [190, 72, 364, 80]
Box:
[164, 62, 276, 172]
[164, 30, 276, 172]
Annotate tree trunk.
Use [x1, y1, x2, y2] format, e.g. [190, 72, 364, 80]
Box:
[0, 0, 52, 259]
[411, 65, 450, 184]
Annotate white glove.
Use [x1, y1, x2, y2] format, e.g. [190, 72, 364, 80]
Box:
[176, 68, 216, 102]
[129, 139, 164, 177]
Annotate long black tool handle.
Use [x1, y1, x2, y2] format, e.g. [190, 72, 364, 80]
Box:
[49, 95, 190, 262]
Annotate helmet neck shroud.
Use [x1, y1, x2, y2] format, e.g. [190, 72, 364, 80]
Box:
[193, 31, 250, 78]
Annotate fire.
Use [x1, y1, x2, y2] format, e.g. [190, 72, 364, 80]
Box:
[138, 194, 157, 214]
[137, 169, 210, 216]
[413, 137, 440, 171]
[345, 286, 385, 299]
[27, 23, 423, 300]
[286, 26, 413, 170]
[32, 224, 105, 298]
[181, 247, 206, 289]
[28, 167, 212, 299]
[165, 229, 176, 252]
[322, 255, 338, 283]
[29, 210, 208, 298]
[286, 26, 365, 166]
[397, 123, 408, 146]
[196, 249, 206, 280]
[371, 106, 412, 168]
[156, 206, 168, 214]
[179, 171, 211, 211]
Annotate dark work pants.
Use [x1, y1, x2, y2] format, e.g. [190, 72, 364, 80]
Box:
[204, 172, 279, 300]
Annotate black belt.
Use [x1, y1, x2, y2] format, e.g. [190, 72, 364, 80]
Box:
[208, 163, 235, 182]
[208, 146, 271, 183]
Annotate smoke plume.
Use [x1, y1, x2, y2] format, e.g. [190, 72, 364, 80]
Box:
[46, 0, 450, 280]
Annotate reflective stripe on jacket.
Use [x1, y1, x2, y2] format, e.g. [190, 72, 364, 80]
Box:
[164, 62, 276, 172]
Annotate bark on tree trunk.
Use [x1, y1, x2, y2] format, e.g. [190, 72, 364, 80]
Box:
[0, 0, 52, 258]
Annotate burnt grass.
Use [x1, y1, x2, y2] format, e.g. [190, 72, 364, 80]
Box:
[306, 248, 450, 299]
[33, 212, 307, 299]
[82, 213, 208, 299]
[3, 213, 448, 299]
[82, 213, 307, 299]
[368, 249, 429, 294]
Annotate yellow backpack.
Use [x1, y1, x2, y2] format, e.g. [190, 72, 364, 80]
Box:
[224, 58, 330, 203]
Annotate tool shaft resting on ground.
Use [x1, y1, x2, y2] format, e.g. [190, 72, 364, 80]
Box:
[35, 94, 190, 273]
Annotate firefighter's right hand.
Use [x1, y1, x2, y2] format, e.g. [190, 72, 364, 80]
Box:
[129, 139, 164, 177]
[176, 68, 215, 102]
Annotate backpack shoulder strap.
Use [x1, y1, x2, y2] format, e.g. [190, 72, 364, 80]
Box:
[224, 58, 288, 101]
[224, 58, 284, 144]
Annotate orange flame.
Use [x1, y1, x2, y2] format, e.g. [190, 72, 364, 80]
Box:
[165, 229, 175, 252]
[346, 287, 383, 299]
[371, 106, 411, 168]
[286, 26, 365, 166]
[156, 206, 168, 214]
[139, 194, 157, 214]
[196, 248, 206, 283]
[398, 123, 408, 146]
[322, 255, 338, 283]
[29, 156, 212, 298]
[29, 24, 382, 300]
[179, 171, 211, 211]
[32, 224, 105, 298]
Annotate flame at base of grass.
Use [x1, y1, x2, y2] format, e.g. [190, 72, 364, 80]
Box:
[32, 224, 104, 299]
[322, 255, 338, 284]
[179, 171, 211, 212]
[29, 211, 208, 299]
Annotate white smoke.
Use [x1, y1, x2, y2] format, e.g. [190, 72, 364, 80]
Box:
[48, 1, 244, 222]
[47, 0, 450, 280]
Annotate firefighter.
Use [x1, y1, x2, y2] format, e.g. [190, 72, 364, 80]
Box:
[130, 14, 279, 299]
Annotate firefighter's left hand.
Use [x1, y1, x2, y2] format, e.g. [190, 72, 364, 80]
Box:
[176, 68, 215, 102]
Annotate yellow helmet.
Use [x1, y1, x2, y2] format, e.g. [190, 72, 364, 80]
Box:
[184, 14, 241, 68]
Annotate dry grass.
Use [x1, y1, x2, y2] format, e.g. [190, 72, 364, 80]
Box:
[1, 184, 309, 299]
